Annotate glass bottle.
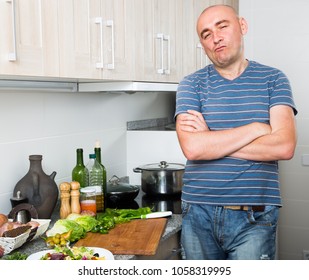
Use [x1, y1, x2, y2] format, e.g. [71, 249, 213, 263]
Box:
[86, 153, 104, 212]
[72, 148, 89, 188]
[94, 141, 107, 212]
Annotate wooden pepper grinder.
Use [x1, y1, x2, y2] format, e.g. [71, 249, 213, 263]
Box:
[59, 182, 71, 219]
[70, 181, 81, 214]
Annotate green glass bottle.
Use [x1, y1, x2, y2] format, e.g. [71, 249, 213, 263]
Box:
[72, 148, 89, 188]
[94, 141, 107, 212]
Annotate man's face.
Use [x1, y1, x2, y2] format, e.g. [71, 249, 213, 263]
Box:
[197, 6, 247, 69]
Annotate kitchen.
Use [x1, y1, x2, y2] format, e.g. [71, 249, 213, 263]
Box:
[0, 0, 308, 261]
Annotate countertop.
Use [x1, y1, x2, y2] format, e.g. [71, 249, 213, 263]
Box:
[4, 201, 182, 260]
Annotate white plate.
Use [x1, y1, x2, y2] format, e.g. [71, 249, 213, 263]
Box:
[27, 247, 114, 260]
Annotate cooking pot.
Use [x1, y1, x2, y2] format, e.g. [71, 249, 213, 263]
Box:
[133, 161, 185, 195]
[106, 175, 140, 204]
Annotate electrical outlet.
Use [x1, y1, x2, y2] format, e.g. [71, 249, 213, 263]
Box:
[302, 250, 309, 260]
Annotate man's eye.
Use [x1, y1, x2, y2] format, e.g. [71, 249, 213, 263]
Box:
[203, 33, 210, 40]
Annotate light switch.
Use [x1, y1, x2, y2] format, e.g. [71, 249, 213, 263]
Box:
[301, 154, 309, 166]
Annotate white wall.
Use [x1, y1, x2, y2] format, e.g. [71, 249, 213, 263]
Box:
[0, 89, 175, 214]
[240, 0, 309, 260]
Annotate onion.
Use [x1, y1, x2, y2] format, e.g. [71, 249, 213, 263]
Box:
[0, 213, 8, 228]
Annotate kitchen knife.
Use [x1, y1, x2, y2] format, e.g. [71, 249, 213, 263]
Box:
[140, 211, 172, 219]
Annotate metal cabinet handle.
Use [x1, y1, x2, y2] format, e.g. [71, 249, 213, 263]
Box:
[164, 35, 170, 75]
[106, 20, 115, 70]
[197, 43, 204, 69]
[156, 33, 164, 74]
[197, 42, 209, 69]
[156, 33, 171, 75]
[95, 17, 104, 69]
[7, 0, 17, 61]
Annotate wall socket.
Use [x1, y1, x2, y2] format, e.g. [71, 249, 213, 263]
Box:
[302, 250, 309, 260]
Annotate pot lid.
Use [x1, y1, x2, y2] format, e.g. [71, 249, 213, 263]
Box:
[137, 161, 185, 171]
[107, 175, 139, 194]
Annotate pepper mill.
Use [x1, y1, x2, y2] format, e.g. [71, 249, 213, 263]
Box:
[70, 181, 81, 214]
[59, 182, 71, 219]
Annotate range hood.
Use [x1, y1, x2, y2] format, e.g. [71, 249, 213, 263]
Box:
[78, 81, 178, 93]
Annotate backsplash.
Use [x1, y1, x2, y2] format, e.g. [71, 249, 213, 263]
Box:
[127, 118, 175, 131]
[0, 90, 176, 214]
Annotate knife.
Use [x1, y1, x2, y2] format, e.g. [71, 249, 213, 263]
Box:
[140, 211, 172, 219]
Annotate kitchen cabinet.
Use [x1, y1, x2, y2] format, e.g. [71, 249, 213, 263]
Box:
[182, 0, 210, 77]
[0, 0, 59, 78]
[0, 0, 238, 86]
[133, 0, 183, 83]
[57, 0, 134, 80]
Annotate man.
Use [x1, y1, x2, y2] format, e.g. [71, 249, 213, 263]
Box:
[175, 5, 297, 260]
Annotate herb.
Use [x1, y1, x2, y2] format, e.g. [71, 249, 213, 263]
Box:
[1, 252, 28, 260]
[92, 207, 152, 234]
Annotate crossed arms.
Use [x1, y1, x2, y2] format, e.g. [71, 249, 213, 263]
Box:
[175, 105, 297, 162]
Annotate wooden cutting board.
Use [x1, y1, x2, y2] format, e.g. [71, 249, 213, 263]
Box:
[74, 218, 167, 255]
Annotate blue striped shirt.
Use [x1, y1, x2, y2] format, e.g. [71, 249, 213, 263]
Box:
[175, 61, 297, 206]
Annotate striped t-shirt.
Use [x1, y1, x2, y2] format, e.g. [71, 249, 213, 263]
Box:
[175, 61, 297, 206]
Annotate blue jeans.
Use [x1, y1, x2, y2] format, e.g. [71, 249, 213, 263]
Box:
[181, 202, 279, 260]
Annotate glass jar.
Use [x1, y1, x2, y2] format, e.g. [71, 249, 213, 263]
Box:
[80, 187, 97, 215]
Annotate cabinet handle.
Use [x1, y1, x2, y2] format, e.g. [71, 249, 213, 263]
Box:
[156, 33, 164, 74]
[7, 0, 17, 61]
[164, 35, 170, 75]
[95, 17, 104, 69]
[197, 43, 210, 69]
[106, 20, 115, 70]
[197, 43, 204, 69]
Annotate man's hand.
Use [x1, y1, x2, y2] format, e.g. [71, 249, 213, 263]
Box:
[177, 110, 209, 132]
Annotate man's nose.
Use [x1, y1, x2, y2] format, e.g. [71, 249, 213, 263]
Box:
[213, 31, 223, 44]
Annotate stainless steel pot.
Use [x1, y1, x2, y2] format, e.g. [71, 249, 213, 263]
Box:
[133, 161, 185, 195]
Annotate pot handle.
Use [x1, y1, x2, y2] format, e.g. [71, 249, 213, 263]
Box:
[133, 167, 142, 173]
[108, 175, 120, 185]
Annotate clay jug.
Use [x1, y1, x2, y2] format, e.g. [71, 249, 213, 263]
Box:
[13, 155, 58, 219]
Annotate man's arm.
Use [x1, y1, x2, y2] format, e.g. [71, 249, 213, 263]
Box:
[176, 105, 296, 161]
[176, 110, 271, 161]
[230, 105, 297, 161]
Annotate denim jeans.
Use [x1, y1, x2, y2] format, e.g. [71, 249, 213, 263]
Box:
[181, 202, 279, 260]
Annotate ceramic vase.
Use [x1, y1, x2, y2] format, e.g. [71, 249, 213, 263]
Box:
[13, 155, 58, 219]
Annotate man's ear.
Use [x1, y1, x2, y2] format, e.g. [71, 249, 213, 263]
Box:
[239, 17, 248, 35]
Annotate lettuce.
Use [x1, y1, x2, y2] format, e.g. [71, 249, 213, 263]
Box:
[75, 216, 98, 232]
[46, 219, 86, 242]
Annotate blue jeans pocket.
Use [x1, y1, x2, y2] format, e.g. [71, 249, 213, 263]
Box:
[247, 205, 279, 226]
[181, 201, 191, 218]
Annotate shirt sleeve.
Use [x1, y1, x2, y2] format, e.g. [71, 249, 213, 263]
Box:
[174, 74, 203, 119]
[269, 70, 298, 115]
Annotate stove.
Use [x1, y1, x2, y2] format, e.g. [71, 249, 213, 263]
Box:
[106, 188, 182, 214]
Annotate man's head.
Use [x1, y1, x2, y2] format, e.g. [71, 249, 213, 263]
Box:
[197, 5, 248, 70]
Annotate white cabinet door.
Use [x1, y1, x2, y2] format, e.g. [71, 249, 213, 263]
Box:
[134, 0, 183, 83]
[182, 0, 210, 77]
[58, 0, 101, 79]
[181, 0, 239, 77]
[0, 0, 59, 77]
[57, 0, 134, 81]
[99, 0, 134, 80]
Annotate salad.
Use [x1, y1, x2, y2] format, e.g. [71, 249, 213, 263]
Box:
[40, 246, 106, 260]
